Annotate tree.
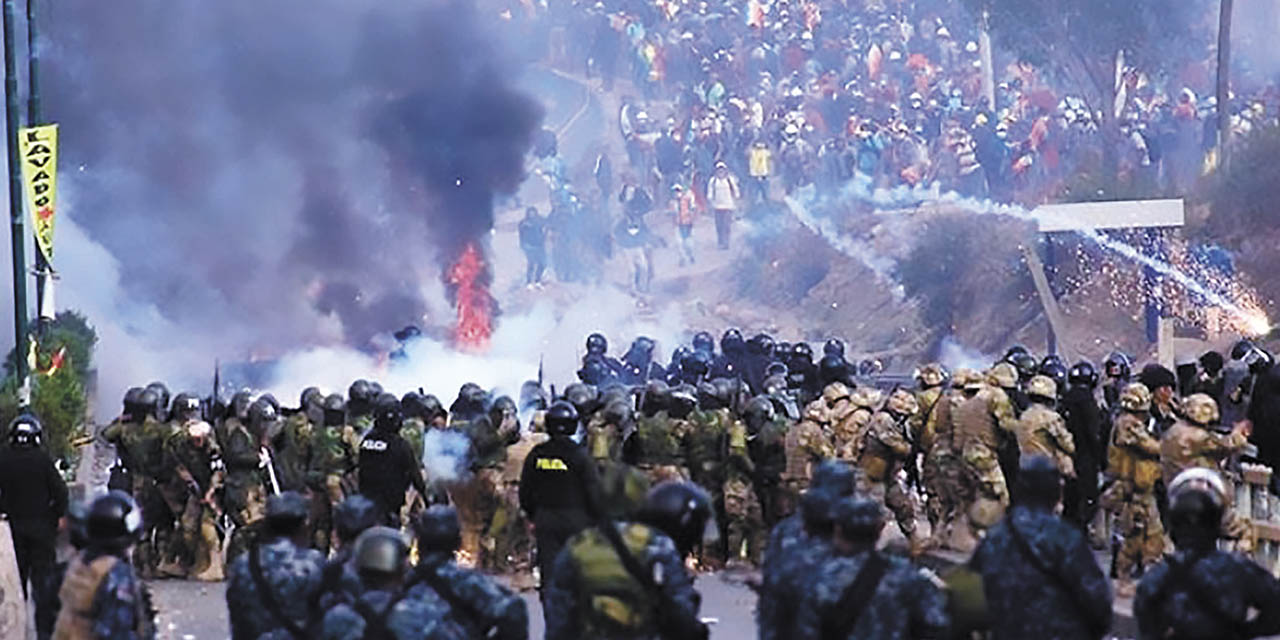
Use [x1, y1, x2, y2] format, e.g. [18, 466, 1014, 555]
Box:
[1, 310, 98, 463]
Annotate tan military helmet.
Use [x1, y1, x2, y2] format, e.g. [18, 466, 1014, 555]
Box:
[987, 362, 1018, 389]
[1181, 393, 1220, 426]
[886, 388, 919, 416]
[950, 367, 979, 389]
[823, 381, 853, 406]
[850, 386, 883, 410]
[1119, 382, 1151, 413]
[1026, 375, 1057, 401]
[915, 363, 949, 388]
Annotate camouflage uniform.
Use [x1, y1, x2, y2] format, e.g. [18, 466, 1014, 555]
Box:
[162, 424, 226, 580]
[585, 411, 623, 465]
[453, 415, 516, 570]
[319, 588, 452, 640]
[491, 430, 549, 579]
[307, 423, 358, 553]
[1134, 548, 1280, 639]
[102, 415, 170, 578]
[952, 380, 1018, 536]
[778, 403, 835, 519]
[1160, 413, 1253, 550]
[758, 513, 834, 640]
[749, 415, 790, 528]
[832, 392, 876, 464]
[922, 380, 972, 548]
[1015, 404, 1076, 478]
[685, 408, 729, 565]
[225, 537, 324, 639]
[723, 412, 764, 564]
[223, 421, 267, 539]
[407, 551, 529, 638]
[970, 505, 1114, 639]
[857, 407, 919, 542]
[544, 522, 699, 640]
[1104, 404, 1165, 583]
[794, 550, 950, 639]
[277, 412, 315, 493]
[629, 411, 690, 485]
[52, 550, 155, 640]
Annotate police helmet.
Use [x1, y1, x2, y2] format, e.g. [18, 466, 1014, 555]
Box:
[641, 380, 671, 416]
[637, 482, 715, 557]
[354, 527, 409, 577]
[1038, 361, 1068, 392]
[86, 491, 144, 550]
[1067, 361, 1098, 388]
[545, 401, 579, 437]
[1104, 352, 1132, 380]
[401, 392, 427, 419]
[564, 383, 600, 418]
[414, 505, 462, 554]
[300, 387, 323, 411]
[231, 390, 254, 421]
[322, 393, 347, 426]
[823, 338, 845, 358]
[792, 342, 814, 362]
[1012, 353, 1038, 382]
[421, 394, 446, 422]
[8, 413, 42, 447]
[691, 331, 715, 354]
[586, 332, 609, 355]
[146, 382, 171, 419]
[743, 396, 776, 432]
[170, 392, 202, 422]
[721, 328, 745, 353]
[1167, 468, 1228, 550]
[812, 459, 856, 497]
[334, 495, 380, 544]
[373, 393, 403, 430]
[121, 387, 145, 415]
[348, 379, 374, 405]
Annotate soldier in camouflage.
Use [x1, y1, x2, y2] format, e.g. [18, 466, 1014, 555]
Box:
[758, 460, 855, 640]
[307, 393, 359, 555]
[1160, 393, 1255, 551]
[226, 492, 324, 640]
[162, 417, 225, 581]
[224, 400, 279, 563]
[970, 456, 1113, 640]
[318, 527, 454, 640]
[834, 384, 879, 463]
[856, 387, 924, 551]
[409, 506, 529, 639]
[923, 367, 978, 550]
[686, 381, 732, 567]
[953, 363, 1020, 540]
[1015, 376, 1077, 479]
[52, 491, 156, 640]
[101, 388, 171, 579]
[743, 395, 789, 529]
[911, 364, 948, 525]
[624, 381, 691, 485]
[718, 385, 764, 565]
[1135, 468, 1280, 639]
[454, 391, 519, 570]
[777, 384, 837, 519]
[491, 405, 549, 585]
[1102, 382, 1165, 596]
[794, 497, 950, 639]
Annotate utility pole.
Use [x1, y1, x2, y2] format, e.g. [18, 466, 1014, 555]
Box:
[3, 0, 29, 401]
[1216, 0, 1233, 171]
[27, 0, 48, 334]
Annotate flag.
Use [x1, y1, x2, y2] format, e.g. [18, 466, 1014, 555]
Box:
[18, 124, 58, 262]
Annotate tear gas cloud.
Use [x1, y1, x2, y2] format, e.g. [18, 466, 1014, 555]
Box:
[421, 428, 471, 486]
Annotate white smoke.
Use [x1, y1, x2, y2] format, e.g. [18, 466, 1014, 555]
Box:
[937, 335, 994, 371]
[421, 428, 470, 485]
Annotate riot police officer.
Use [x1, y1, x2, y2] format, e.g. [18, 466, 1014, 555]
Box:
[357, 394, 427, 527]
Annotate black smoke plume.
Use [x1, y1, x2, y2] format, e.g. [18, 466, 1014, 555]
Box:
[43, 0, 542, 353]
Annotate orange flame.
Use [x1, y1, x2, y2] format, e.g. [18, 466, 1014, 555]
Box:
[447, 242, 492, 351]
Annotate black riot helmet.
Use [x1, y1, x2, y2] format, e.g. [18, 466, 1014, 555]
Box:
[586, 332, 609, 356]
[146, 382, 170, 420]
[322, 394, 347, 427]
[792, 342, 814, 363]
[1039, 361, 1068, 392]
[519, 382, 548, 414]
[1230, 340, 1255, 361]
[354, 527, 409, 579]
[415, 505, 462, 555]
[170, 393, 202, 423]
[401, 392, 427, 420]
[8, 413, 42, 448]
[818, 355, 848, 386]
[373, 393, 403, 431]
[812, 459, 856, 496]
[300, 387, 323, 412]
[747, 333, 776, 359]
[489, 395, 518, 428]
[579, 358, 611, 385]
[669, 385, 698, 419]
[334, 495, 380, 544]
[136, 388, 160, 421]
[421, 394, 446, 423]
[712, 377, 741, 408]
[823, 338, 845, 358]
[1039, 354, 1064, 371]
[1003, 344, 1030, 364]
[87, 491, 144, 552]
[121, 387, 145, 417]
[697, 381, 723, 411]
[348, 379, 374, 406]
[545, 401, 580, 437]
[1068, 361, 1099, 389]
[265, 491, 310, 536]
[640, 380, 671, 416]
[1012, 353, 1039, 383]
[743, 396, 776, 433]
[681, 350, 711, 381]
[564, 383, 600, 417]
[1103, 352, 1132, 380]
[248, 399, 280, 438]
[721, 328, 745, 355]
[692, 331, 715, 354]
[602, 400, 634, 429]
[1015, 455, 1062, 510]
[452, 382, 490, 418]
[637, 482, 714, 557]
[368, 381, 384, 397]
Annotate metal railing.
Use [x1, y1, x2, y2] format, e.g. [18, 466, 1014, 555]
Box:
[1236, 463, 1280, 574]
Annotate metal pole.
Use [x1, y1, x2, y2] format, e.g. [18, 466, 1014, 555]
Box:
[1216, 0, 1233, 172]
[4, 0, 30, 401]
[27, 0, 48, 334]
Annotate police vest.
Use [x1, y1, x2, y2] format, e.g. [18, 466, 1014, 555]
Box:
[53, 553, 148, 640]
[567, 524, 660, 636]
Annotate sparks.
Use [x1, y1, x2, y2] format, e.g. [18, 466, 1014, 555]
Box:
[447, 242, 493, 351]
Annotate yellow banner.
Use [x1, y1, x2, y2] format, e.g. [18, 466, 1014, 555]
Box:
[19, 124, 57, 261]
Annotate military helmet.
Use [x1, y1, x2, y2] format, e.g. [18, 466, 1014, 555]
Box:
[373, 393, 403, 430]
[641, 380, 671, 415]
[1011, 353, 1038, 382]
[490, 396, 518, 424]
[170, 393, 201, 421]
[637, 482, 714, 557]
[1181, 393, 1219, 426]
[697, 381, 724, 411]
[822, 381, 852, 405]
[248, 398, 279, 432]
[300, 387, 324, 411]
[885, 388, 919, 416]
[230, 390, 254, 421]
[322, 393, 347, 426]
[564, 383, 600, 417]
[1068, 361, 1098, 388]
[334, 495, 380, 543]
[8, 413, 42, 447]
[1104, 352, 1132, 379]
[743, 396, 776, 431]
[850, 386, 883, 410]
[401, 391, 427, 419]
[988, 362, 1018, 389]
[818, 355, 847, 385]
[1026, 375, 1058, 401]
[668, 386, 698, 419]
[811, 459, 856, 496]
[1167, 468, 1228, 549]
[830, 496, 884, 539]
[1119, 382, 1152, 412]
[136, 388, 160, 420]
[146, 382, 171, 417]
[86, 491, 144, 550]
[1003, 345, 1030, 363]
[354, 527, 408, 576]
[721, 328, 745, 353]
[761, 374, 788, 396]
[545, 401, 580, 437]
[348, 379, 374, 404]
[915, 363, 948, 388]
[823, 338, 845, 358]
[122, 387, 145, 414]
[421, 394, 446, 422]
[586, 332, 609, 355]
[950, 367, 979, 389]
[602, 400, 634, 428]
[691, 331, 715, 354]
[793, 342, 814, 361]
[415, 505, 462, 554]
